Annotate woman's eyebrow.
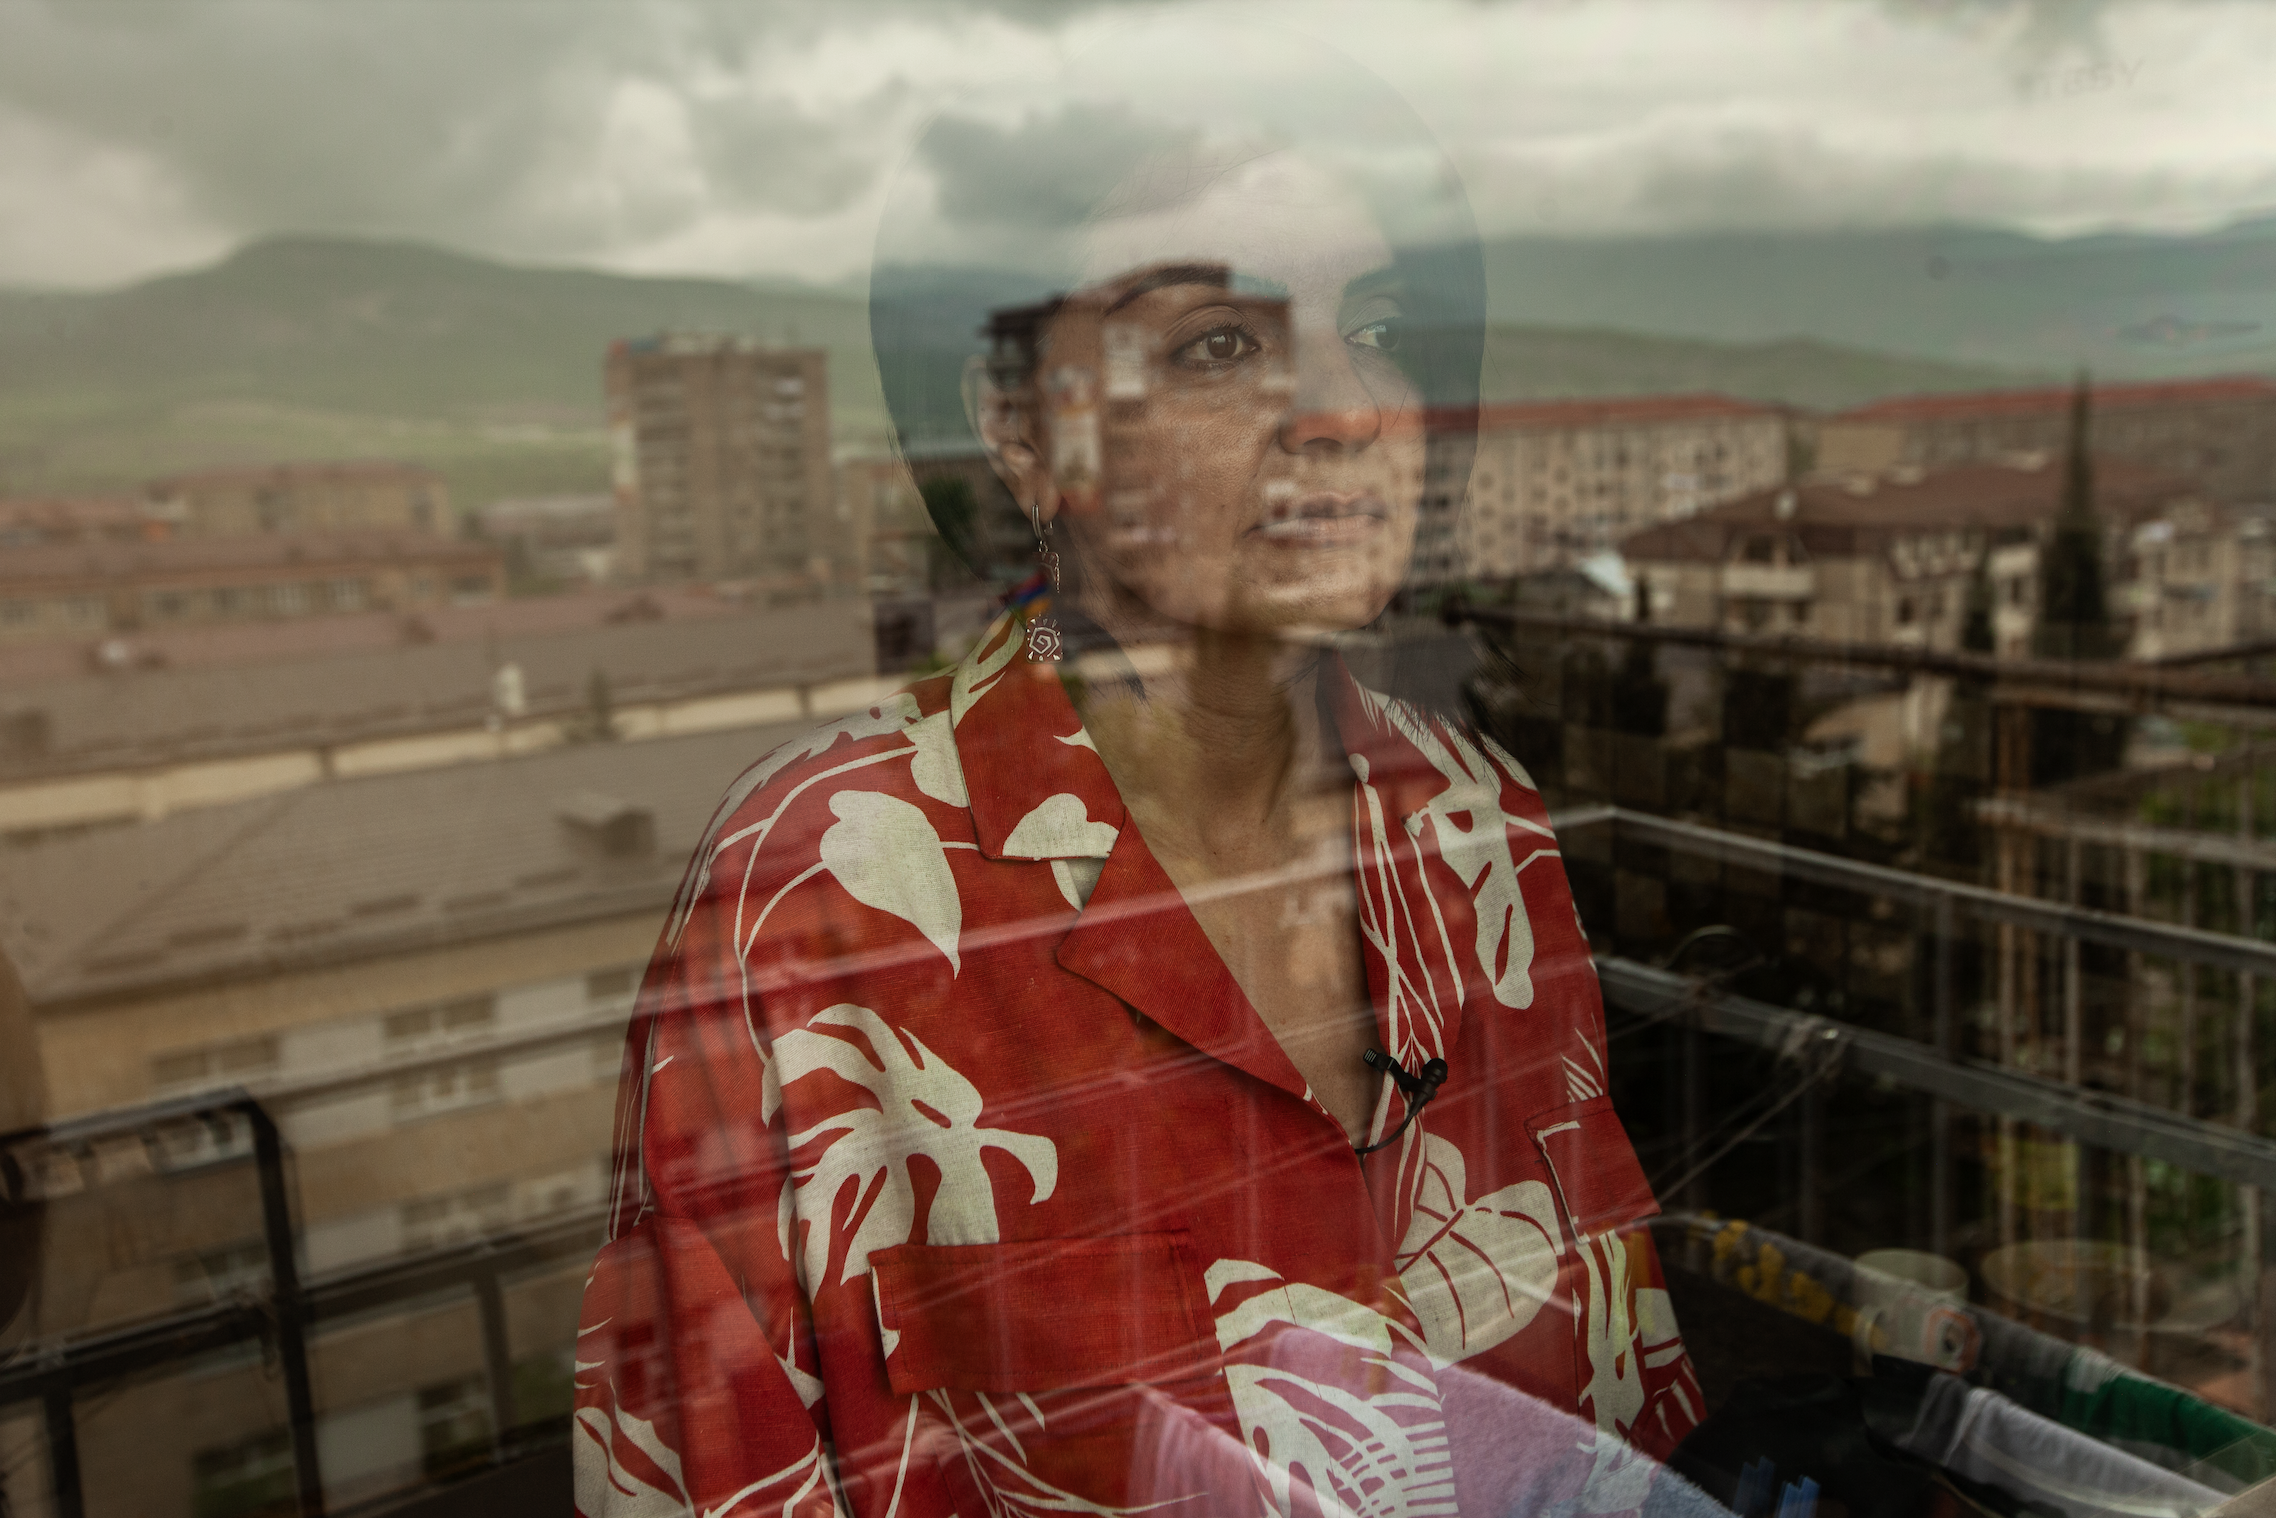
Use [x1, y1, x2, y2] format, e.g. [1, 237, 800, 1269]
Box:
[1342, 264, 1403, 300]
[1103, 262, 1231, 314]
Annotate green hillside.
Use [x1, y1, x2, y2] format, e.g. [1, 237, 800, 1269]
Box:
[0, 236, 888, 507]
[0, 233, 2046, 512]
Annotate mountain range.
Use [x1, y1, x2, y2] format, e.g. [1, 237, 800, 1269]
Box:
[2, 219, 2270, 510]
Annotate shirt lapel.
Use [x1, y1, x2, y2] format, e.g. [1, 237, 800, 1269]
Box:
[948, 612, 1312, 1101]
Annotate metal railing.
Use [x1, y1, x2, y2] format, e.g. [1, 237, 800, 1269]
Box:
[11, 809, 2276, 1513]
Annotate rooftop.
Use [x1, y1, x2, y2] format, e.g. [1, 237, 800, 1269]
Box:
[1621, 454, 2199, 564]
[1464, 393, 1787, 434]
[1828, 375, 2276, 425]
[0, 718, 815, 1007]
[0, 529, 494, 588]
[0, 592, 873, 779]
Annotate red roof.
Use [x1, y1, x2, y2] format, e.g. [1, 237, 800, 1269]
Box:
[1455, 393, 1784, 434]
[1829, 375, 2276, 425]
[1621, 454, 2197, 564]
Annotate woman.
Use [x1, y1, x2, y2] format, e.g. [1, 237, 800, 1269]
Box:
[575, 31, 1703, 1518]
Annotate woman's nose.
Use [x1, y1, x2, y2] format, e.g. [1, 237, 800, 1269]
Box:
[1278, 329, 1381, 454]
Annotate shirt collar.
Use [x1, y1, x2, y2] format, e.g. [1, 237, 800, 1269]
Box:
[947, 611, 1127, 861]
[947, 610, 1487, 855]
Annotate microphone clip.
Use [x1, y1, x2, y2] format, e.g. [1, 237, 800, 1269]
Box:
[1355, 1048, 1449, 1156]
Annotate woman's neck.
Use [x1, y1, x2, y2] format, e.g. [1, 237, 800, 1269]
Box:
[1069, 607, 1338, 847]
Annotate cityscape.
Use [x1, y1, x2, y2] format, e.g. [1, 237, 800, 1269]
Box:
[5, 5, 2276, 1516]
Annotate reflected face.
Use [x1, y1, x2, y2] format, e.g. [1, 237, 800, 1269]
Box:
[1039, 154, 1425, 638]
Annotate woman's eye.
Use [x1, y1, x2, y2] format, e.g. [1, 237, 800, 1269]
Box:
[1348, 320, 1401, 353]
[1177, 325, 1257, 365]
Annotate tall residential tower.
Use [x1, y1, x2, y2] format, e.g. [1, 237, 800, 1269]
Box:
[605, 336, 840, 586]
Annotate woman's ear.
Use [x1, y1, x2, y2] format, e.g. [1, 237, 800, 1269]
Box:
[962, 355, 1054, 521]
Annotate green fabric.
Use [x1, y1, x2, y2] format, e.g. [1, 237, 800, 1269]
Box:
[2058, 1364, 2276, 1492]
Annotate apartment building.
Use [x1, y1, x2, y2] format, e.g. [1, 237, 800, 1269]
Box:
[0, 529, 502, 646]
[1454, 394, 1789, 580]
[145, 461, 451, 538]
[0, 722, 806, 1515]
[1619, 455, 2214, 657]
[0, 495, 167, 548]
[605, 336, 842, 586]
[1813, 376, 2276, 505]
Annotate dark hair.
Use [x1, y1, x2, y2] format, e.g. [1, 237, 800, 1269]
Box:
[867, 25, 1486, 597]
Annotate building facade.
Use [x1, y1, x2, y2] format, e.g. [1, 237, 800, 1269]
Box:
[1453, 394, 1789, 580]
[1813, 377, 2276, 506]
[0, 530, 503, 646]
[145, 462, 450, 538]
[1620, 456, 2222, 659]
[1, 721, 809, 1516]
[605, 337, 840, 586]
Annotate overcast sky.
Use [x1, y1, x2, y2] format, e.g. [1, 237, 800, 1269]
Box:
[3, 0, 2275, 291]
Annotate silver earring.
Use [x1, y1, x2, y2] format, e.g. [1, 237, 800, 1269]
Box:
[1026, 501, 1063, 662]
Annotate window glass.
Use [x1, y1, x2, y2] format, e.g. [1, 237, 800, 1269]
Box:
[4, 6, 2276, 1517]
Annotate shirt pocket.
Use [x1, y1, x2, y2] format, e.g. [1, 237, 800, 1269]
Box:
[871, 1231, 1216, 1395]
[1529, 1094, 1661, 1239]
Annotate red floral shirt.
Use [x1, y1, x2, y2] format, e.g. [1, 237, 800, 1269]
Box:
[574, 613, 1704, 1517]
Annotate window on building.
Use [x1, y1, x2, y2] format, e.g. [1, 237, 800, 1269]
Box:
[151, 1033, 281, 1094]
[401, 1180, 513, 1252]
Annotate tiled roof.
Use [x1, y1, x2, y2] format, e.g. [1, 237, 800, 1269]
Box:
[1827, 376, 2276, 425]
[1621, 455, 2197, 564]
[1458, 394, 1787, 434]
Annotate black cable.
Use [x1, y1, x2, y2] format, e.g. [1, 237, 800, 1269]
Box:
[1353, 1049, 1448, 1156]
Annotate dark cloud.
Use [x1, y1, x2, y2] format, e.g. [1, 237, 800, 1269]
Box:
[919, 103, 1185, 228]
[0, 0, 897, 263]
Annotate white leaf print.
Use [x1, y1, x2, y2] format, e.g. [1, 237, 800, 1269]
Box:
[1424, 795, 1538, 1010]
[1209, 1263, 1454, 1518]
[1575, 1230, 1657, 1514]
[572, 1399, 693, 1517]
[951, 614, 1025, 727]
[1350, 685, 1544, 1010]
[1049, 857, 1106, 911]
[1001, 792, 1118, 859]
[668, 695, 924, 946]
[777, 1005, 1057, 1285]
[818, 791, 963, 973]
[1351, 763, 1458, 1071]
[925, 1391, 1153, 1518]
[1395, 1134, 1563, 1366]
[904, 710, 970, 806]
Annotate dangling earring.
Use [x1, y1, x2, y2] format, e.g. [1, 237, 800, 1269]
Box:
[1026, 500, 1064, 662]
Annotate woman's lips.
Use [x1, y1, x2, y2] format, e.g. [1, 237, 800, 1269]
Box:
[1247, 493, 1389, 546]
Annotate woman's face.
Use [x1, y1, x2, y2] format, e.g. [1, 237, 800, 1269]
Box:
[1037, 153, 1426, 640]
